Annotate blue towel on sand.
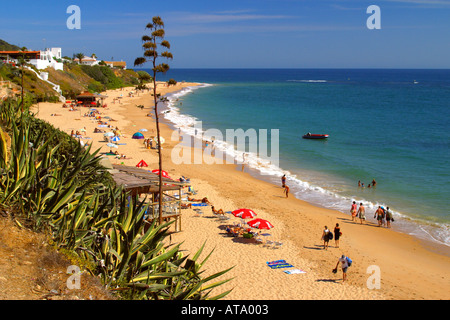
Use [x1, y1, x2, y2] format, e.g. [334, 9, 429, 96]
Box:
[191, 203, 208, 206]
[266, 260, 294, 269]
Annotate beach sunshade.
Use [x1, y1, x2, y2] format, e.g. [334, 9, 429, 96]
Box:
[232, 208, 257, 219]
[152, 136, 165, 144]
[110, 136, 120, 142]
[107, 143, 118, 148]
[132, 132, 145, 139]
[136, 160, 148, 167]
[247, 218, 274, 230]
[139, 128, 148, 132]
[152, 169, 171, 179]
[104, 132, 115, 137]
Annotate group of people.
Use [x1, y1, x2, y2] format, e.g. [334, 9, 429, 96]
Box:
[143, 138, 154, 149]
[358, 179, 377, 189]
[321, 223, 342, 250]
[350, 201, 393, 228]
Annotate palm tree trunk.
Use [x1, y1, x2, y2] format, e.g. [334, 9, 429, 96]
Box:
[21, 65, 24, 112]
[153, 59, 163, 225]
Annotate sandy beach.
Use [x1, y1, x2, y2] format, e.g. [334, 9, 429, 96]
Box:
[32, 82, 450, 300]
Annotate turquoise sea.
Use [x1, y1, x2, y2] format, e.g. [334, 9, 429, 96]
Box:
[151, 68, 449, 248]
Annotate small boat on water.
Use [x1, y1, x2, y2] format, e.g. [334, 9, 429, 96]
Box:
[302, 133, 329, 139]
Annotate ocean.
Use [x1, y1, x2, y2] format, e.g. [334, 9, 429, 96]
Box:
[148, 68, 449, 248]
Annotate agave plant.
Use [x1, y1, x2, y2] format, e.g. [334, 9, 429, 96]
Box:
[0, 98, 234, 300]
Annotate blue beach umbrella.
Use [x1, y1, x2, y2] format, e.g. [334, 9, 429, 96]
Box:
[110, 136, 120, 142]
[132, 132, 145, 139]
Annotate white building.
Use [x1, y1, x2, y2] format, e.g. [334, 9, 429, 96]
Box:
[35, 48, 64, 71]
[0, 47, 64, 71]
[79, 55, 100, 66]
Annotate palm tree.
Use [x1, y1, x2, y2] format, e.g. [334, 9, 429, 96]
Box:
[17, 47, 29, 112]
[134, 16, 173, 225]
[75, 52, 84, 64]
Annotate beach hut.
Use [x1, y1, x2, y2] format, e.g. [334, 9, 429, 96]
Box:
[110, 164, 185, 231]
[76, 91, 96, 106]
[132, 132, 145, 139]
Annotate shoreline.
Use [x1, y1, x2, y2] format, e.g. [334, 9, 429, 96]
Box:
[32, 82, 450, 300]
[160, 83, 450, 256]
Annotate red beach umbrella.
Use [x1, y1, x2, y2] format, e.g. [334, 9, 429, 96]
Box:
[247, 218, 274, 230]
[136, 160, 148, 167]
[232, 208, 257, 219]
[152, 169, 171, 179]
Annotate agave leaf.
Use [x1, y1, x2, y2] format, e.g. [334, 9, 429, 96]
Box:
[131, 270, 186, 283]
[140, 244, 180, 269]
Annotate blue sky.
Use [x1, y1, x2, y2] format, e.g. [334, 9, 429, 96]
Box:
[1, 0, 449, 68]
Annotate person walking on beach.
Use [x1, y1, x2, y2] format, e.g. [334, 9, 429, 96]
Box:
[350, 201, 357, 222]
[334, 223, 341, 248]
[322, 226, 330, 250]
[334, 255, 349, 282]
[374, 206, 385, 227]
[281, 175, 286, 188]
[284, 185, 290, 198]
[357, 203, 366, 225]
[385, 206, 393, 228]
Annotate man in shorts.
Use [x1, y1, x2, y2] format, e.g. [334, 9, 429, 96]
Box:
[334, 255, 349, 282]
[385, 206, 393, 228]
[357, 203, 366, 225]
[374, 206, 385, 227]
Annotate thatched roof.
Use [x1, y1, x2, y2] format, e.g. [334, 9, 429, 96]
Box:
[111, 164, 183, 194]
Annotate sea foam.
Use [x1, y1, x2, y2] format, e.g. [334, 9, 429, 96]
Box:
[162, 84, 450, 248]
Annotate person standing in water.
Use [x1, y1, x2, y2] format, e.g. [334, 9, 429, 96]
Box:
[350, 201, 357, 222]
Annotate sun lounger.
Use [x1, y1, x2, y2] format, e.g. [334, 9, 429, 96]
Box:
[226, 227, 239, 237]
[265, 240, 274, 248]
[194, 210, 204, 217]
[218, 214, 230, 221]
[274, 241, 283, 249]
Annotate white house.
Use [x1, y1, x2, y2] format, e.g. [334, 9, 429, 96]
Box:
[0, 47, 64, 71]
[35, 48, 64, 71]
[78, 55, 100, 66]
